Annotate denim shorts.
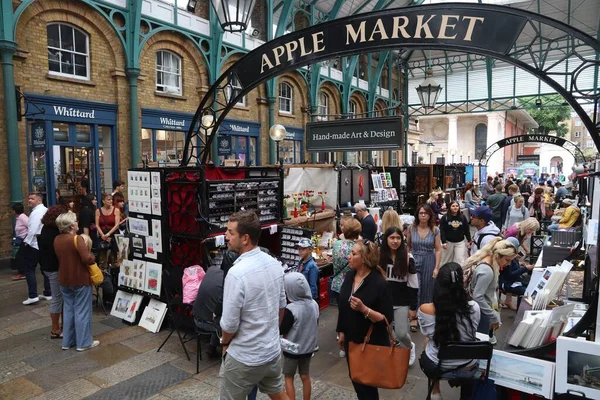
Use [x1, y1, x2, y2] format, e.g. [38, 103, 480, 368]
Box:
[419, 351, 477, 380]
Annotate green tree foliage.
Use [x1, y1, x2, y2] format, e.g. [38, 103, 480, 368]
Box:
[520, 95, 572, 137]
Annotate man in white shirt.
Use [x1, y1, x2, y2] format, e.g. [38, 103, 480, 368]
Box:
[23, 193, 50, 305]
[220, 211, 289, 400]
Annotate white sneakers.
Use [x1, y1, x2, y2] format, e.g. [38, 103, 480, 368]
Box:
[339, 350, 346, 358]
[77, 340, 100, 352]
[489, 335, 498, 345]
[409, 342, 416, 366]
[430, 393, 443, 400]
[22, 297, 39, 305]
[22, 295, 51, 305]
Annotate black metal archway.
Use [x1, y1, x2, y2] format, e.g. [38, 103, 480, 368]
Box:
[478, 134, 587, 167]
[181, 3, 600, 167]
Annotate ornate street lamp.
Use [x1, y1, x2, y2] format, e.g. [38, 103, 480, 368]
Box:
[415, 68, 443, 110]
[450, 148, 456, 164]
[427, 143, 435, 163]
[269, 124, 287, 164]
[210, 0, 257, 33]
[412, 142, 420, 165]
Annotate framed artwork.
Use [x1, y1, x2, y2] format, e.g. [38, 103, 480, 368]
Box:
[124, 294, 144, 323]
[111, 290, 133, 319]
[477, 349, 555, 399]
[129, 217, 149, 236]
[150, 171, 161, 188]
[139, 299, 167, 333]
[145, 262, 162, 296]
[151, 198, 162, 216]
[556, 336, 600, 398]
[152, 219, 162, 253]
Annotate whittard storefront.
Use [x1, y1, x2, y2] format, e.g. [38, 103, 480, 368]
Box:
[25, 94, 118, 206]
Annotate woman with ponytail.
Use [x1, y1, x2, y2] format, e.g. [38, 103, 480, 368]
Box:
[336, 240, 393, 399]
[463, 237, 517, 339]
[418, 262, 481, 400]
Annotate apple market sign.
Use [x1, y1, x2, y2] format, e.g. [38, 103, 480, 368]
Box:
[480, 134, 587, 165]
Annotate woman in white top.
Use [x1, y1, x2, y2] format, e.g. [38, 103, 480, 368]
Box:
[418, 262, 481, 400]
[503, 195, 529, 231]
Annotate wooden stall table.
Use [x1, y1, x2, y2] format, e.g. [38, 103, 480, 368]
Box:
[284, 209, 336, 233]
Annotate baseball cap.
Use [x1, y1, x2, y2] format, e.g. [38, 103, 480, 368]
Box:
[471, 206, 493, 223]
[505, 237, 520, 250]
[297, 238, 314, 248]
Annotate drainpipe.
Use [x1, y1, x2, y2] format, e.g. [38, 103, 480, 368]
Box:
[0, 40, 23, 204]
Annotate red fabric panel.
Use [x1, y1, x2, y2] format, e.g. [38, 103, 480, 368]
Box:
[205, 166, 246, 181]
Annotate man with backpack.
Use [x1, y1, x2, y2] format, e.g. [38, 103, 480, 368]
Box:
[471, 206, 500, 253]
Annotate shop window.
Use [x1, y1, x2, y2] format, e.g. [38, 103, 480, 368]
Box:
[226, 76, 247, 106]
[317, 92, 328, 121]
[347, 152, 359, 163]
[141, 129, 153, 161]
[279, 82, 293, 114]
[574, 131, 581, 138]
[53, 122, 69, 142]
[280, 139, 302, 164]
[98, 126, 113, 193]
[475, 123, 487, 159]
[371, 151, 383, 166]
[156, 130, 185, 164]
[47, 24, 89, 79]
[349, 100, 357, 118]
[391, 151, 398, 167]
[575, 120, 582, 126]
[156, 51, 182, 95]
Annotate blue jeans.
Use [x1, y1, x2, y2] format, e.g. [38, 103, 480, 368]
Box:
[247, 386, 258, 400]
[61, 285, 93, 349]
[24, 246, 51, 299]
[477, 312, 491, 335]
[547, 223, 559, 233]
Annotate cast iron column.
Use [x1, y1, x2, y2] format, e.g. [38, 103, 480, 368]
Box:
[126, 68, 141, 168]
[0, 40, 23, 205]
[268, 96, 276, 164]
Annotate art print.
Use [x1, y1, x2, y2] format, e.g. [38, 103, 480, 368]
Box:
[139, 299, 167, 333]
[390, 188, 399, 200]
[111, 290, 133, 319]
[151, 198, 162, 216]
[151, 171, 161, 188]
[132, 258, 146, 290]
[151, 186, 160, 199]
[556, 336, 600, 398]
[477, 350, 555, 399]
[129, 217, 149, 236]
[124, 294, 144, 323]
[132, 236, 144, 250]
[145, 262, 162, 296]
[371, 173, 383, 190]
[145, 236, 158, 260]
[116, 235, 130, 262]
[152, 219, 162, 252]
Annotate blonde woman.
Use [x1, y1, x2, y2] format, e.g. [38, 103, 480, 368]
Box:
[463, 238, 517, 341]
[376, 209, 401, 245]
[503, 217, 540, 255]
[503, 195, 529, 231]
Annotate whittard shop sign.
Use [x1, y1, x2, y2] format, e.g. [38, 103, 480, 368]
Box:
[306, 117, 403, 152]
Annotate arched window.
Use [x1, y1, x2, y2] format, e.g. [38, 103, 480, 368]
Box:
[156, 50, 182, 95]
[47, 23, 89, 79]
[278, 82, 293, 113]
[349, 100, 357, 118]
[317, 92, 328, 121]
[475, 123, 488, 160]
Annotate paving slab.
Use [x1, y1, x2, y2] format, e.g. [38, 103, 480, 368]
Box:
[0, 376, 44, 400]
[23, 343, 81, 369]
[0, 360, 36, 384]
[192, 364, 222, 388]
[0, 330, 12, 341]
[0, 310, 43, 331]
[121, 329, 171, 353]
[31, 305, 50, 317]
[100, 316, 131, 329]
[28, 378, 101, 400]
[161, 379, 220, 399]
[90, 349, 179, 388]
[92, 324, 146, 346]
[0, 337, 56, 364]
[90, 321, 116, 337]
[85, 363, 190, 400]
[26, 353, 104, 391]
[4, 316, 52, 335]
[84, 342, 140, 367]
[168, 353, 220, 375]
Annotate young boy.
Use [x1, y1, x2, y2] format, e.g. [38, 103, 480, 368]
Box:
[296, 238, 319, 301]
[280, 272, 319, 400]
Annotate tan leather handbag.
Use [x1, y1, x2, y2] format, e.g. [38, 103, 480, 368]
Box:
[348, 317, 410, 389]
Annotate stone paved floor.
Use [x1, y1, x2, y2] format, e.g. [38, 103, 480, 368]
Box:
[0, 267, 516, 399]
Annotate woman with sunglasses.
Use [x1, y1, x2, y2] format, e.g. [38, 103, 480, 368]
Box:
[336, 240, 393, 399]
[407, 204, 442, 309]
[379, 226, 418, 366]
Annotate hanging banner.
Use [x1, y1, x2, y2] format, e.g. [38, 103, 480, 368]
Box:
[31, 122, 46, 151]
[306, 116, 403, 152]
[517, 154, 540, 163]
[217, 135, 232, 156]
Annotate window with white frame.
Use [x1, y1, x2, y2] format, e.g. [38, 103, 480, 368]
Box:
[349, 100, 357, 118]
[47, 24, 89, 79]
[575, 120, 582, 126]
[226, 75, 247, 106]
[391, 151, 398, 166]
[586, 140, 594, 148]
[279, 82, 293, 113]
[156, 51, 182, 95]
[317, 92, 328, 121]
[574, 131, 581, 138]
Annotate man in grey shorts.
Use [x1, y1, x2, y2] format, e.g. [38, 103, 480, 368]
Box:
[220, 211, 290, 400]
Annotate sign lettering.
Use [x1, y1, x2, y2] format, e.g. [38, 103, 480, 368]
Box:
[306, 117, 403, 152]
[52, 106, 95, 119]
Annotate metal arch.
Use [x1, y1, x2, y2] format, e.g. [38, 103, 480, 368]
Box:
[478, 135, 587, 166]
[181, 3, 600, 167]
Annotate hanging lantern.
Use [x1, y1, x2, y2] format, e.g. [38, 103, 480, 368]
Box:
[210, 0, 257, 33]
[415, 68, 442, 110]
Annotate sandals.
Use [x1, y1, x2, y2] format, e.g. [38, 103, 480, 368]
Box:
[50, 331, 63, 339]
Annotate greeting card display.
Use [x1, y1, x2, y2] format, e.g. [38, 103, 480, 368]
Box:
[139, 299, 167, 333]
[128, 171, 151, 189]
[120, 259, 146, 290]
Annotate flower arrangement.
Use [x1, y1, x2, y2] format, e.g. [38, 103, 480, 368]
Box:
[318, 191, 328, 211]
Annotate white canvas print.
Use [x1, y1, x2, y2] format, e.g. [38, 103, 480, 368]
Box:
[145, 262, 162, 296]
[556, 336, 600, 398]
[477, 350, 555, 399]
[129, 217, 149, 236]
[151, 186, 160, 199]
[111, 290, 133, 319]
[151, 171, 161, 188]
[151, 198, 162, 216]
[139, 299, 167, 333]
[124, 294, 144, 323]
[116, 235, 130, 262]
[145, 236, 158, 260]
[132, 259, 146, 290]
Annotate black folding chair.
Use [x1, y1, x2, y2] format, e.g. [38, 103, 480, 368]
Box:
[157, 268, 194, 361]
[425, 341, 494, 400]
[194, 323, 218, 373]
